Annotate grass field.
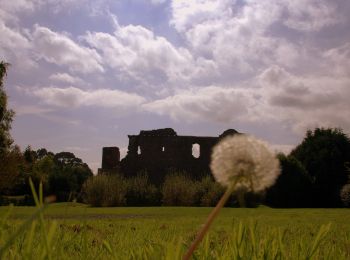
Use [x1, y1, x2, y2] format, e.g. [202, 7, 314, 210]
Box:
[1, 203, 350, 259]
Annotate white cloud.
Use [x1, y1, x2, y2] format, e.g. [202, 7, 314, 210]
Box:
[323, 43, 350, 77]
[283, 0, 341, 32]
[257, 65, 350, 134]
[49, 73, 85, 85]
[12, 104, 53, 116]
[168, 0, 346, 83]
[0, 0, 40, 22]
[170, 0, 232, 32]
[84, 24, 193, 86]
[30, 86, 146, 110]
[0, 22, 30, 50]
[32, 25, 104, 74]
[0, 21, 37, 70]
[169, 0, 302, 83]
[143, 86, 256, 123]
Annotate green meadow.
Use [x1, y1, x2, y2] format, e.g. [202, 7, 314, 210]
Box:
[1, 203, 350, 259]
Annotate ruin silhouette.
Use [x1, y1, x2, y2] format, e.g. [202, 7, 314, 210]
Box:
[99, 128, 239, 184]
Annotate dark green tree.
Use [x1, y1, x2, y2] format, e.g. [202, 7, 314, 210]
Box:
[265, 154, 312, 207]
[0, 61, 14, 155]
[49, 151, 93, 201]
[291, 128, 350, 207]
[0, 145, 25, 195]
[24, 146, 37, 164]
[0, 61, 19, 196]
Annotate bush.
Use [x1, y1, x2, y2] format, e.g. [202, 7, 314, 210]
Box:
[0, 194, 33, 206]
[197, 176, 225, 207]
[126, 173, 160, 206]
[340, 184, 350, 207]
[82, 174, 127, 207]
[162, 173, 199, 206]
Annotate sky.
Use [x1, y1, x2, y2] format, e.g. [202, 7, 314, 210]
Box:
[1, 0, 350, 173]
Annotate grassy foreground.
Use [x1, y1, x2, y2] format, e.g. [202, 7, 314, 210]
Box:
[0, 203, 350, 259]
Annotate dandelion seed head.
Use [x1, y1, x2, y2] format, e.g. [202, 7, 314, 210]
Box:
[210, 134, 280, 192]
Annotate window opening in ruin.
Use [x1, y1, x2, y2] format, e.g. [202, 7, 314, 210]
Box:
[162, 146, 165, 152]
[192, 143, 200, 158]
[137, 146, 141, 155]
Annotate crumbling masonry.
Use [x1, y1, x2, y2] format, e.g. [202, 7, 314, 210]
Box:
[99, 128, 239, 184]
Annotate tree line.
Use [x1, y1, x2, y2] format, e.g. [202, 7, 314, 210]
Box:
[0, 62, 93, 204]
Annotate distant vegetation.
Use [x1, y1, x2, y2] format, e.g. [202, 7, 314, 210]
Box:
[0, 61, 92, 204]
[0, 147, 93, 204]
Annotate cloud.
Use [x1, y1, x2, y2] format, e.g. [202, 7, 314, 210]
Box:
[170, 0, 232, 32]
[168, 0, 347, 84]
[0, 20, 37, 70]
[169, 0, 300, 83]
[12, 104, 53, 116]
[0, 0, 40, 22]
[270, 144, 294, 155]
[0, 0, 105, 20]
[283, 0, 341, 32]
[323, 43, 350, 77]
[49, 73, 85, 85]
[143, 86, 255, 123]
[44, 0, 89, 14]
[143, 62, 350, 134]
[30, 86, 146, 110]
[83, 24, 193, 87]
[32, 25, 104, 74]
[257, 65, 350, 133]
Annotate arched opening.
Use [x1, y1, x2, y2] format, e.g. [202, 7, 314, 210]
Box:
[137, 146, 141, 155]
[192, 143, 200, 158]
[162, 146, 165, 152]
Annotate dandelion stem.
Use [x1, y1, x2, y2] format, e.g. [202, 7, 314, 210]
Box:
[183, 185, 234, 260]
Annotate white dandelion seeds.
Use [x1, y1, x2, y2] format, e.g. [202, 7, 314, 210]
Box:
[210, 134, 280, 192]
[183, 134, 281, 260]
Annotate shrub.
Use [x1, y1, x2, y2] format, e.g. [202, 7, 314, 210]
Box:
[197, 176, 225, 207]
[340, 184, 350, 207]
[162, 173, 198, 206]
[126, 173, 160, 206]
[82, 174, 127, 207]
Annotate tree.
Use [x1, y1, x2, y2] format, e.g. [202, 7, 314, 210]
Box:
[0, 61, 14, 154]
[0, 61, 19, 195]
[291, 128, 350, 207]
[49, 151, 93, 201]
[265, 154, 312, 207]
[0, 145, 25, 195]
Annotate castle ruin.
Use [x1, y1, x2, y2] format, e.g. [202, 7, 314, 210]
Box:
[99, 128, 239, 184]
